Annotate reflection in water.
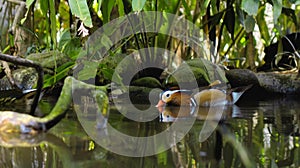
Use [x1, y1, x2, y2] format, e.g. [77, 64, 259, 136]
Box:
[0, 96, 299, 167]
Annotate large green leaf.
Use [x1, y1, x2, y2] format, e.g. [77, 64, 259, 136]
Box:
[77, 61, 99, 81]
[132, 0, 147, 12]
[272, 0, 282, 23]
[68, 0, 93, 27]
[241, 0, 259, 16]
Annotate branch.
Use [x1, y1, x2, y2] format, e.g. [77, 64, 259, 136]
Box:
[0, 53, 43, 115]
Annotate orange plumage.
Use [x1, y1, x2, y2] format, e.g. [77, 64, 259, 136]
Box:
[156, 84, 252, 107]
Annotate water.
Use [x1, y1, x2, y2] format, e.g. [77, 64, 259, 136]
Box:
[0, 95, 299, 168]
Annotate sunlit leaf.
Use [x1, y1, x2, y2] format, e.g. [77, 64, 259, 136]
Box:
[116, 0, 125, 16]
[182, 0, 192, 21]
[256, 6, 270, 44]
[98, 0, 103, 11]
[40, 0, 49, 15]
[132, 0, 146, 12]
[199, 0, 211, 17]
[68, 0, 93, 27]
[241, 0, 259, 16]
[26, 0, 35, 7]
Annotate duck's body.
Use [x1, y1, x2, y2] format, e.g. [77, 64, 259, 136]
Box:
[156, 85, 252, 108]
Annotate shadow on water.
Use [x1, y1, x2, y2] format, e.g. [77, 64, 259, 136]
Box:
[0, 95, 299, 167]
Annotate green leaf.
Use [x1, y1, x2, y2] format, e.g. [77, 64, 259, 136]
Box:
[272, 0, 282, 23]
[62, 38, 82, 60]
[102, 0, 115, 23]
[244, 15, 255, 33]
[256, 6, 270, 44]
[58, 29, 71, 50]
[43, 62, 75, 88]
[101, 68, 114, 80]
[101, 34, 113, 50]
[205, 12, 224, 29]
[282, 7, 297, 26]
[77, 61, 99, 81]
[182, 0, 192, 21]
[68, 0, 93, 27]
[26, 0, 35, 8]
[132, 0, 147, 12]
[49, 0, 57, 48]
[57, 30, 81, 58]
[22, 0, 36, 24]
[116, 0, 125, 16]
[199, 0, 211, 17]
[241, 0, 259, 16]
[40, 0, 49, 15]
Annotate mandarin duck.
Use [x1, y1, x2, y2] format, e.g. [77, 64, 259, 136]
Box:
[156, 81, 252, 108]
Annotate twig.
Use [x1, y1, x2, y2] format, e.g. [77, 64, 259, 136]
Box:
[1, 60, 16, 88]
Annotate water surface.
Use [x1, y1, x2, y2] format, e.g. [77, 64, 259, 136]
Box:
[0, 95, 299, 167]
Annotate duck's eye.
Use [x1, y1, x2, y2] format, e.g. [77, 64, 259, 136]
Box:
[166, 93, 170, 98]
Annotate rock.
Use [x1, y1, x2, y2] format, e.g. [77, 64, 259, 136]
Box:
[131, 77, 162, 88]
[116, 86, 161, 104]
[0, 68, 37, 90]
[256, 72, 300, 94]
[164, 58, 228, 89]
[225, 69, 300, 95]
[27, 50, 70, 70]
[225, 69, 259, 87]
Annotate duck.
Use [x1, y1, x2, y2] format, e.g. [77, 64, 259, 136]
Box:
[156, 81, 252, 108]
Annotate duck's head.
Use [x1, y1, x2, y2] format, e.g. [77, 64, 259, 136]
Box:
[160, 90, 180, 103]
[156, 89, 195, 109]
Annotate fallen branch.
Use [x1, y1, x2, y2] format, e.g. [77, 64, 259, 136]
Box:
[0, 76, 109, 134]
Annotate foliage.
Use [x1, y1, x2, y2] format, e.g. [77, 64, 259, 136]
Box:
[0, 0, 299, 87]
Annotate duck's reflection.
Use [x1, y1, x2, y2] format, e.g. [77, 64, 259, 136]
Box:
[159, 104, 241, 122]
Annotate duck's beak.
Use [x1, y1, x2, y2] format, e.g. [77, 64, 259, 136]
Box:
[156, 100, 165, 113]
[156, 100, 165, 107]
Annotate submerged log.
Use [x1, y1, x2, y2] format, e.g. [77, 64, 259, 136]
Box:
[256, 72, 300, 94]
[226, 69, 300, 94]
